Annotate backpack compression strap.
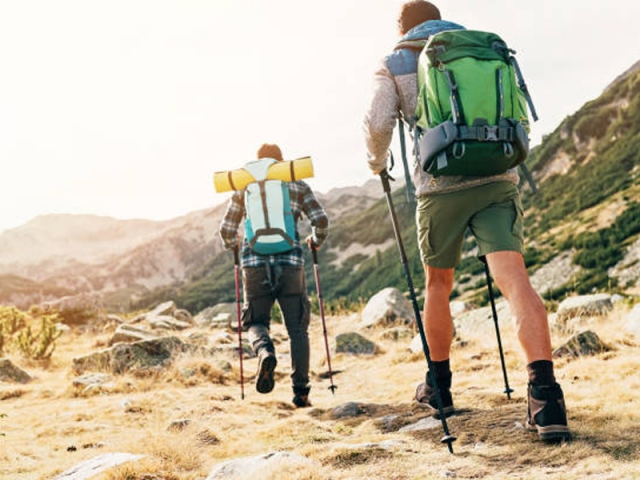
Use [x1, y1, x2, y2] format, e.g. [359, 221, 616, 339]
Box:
[418, 119, 529, 172]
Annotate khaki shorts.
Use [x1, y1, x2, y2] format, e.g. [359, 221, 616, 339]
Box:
[416, 181, 524, 268]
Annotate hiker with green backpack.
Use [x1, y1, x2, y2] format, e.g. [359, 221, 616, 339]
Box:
[363, 0, 571, 443]
[218, 143, 329, 408]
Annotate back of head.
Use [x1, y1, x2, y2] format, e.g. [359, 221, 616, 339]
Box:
[397, 0, 441, 35]
[257, 143, 284, 162]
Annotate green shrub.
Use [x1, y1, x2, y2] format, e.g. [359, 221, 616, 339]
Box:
[0, 306, 63, 360]
[15, 314, 63, 360]
[0, 306, 28, 335]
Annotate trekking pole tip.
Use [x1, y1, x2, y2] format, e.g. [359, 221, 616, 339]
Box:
[328, 384, 338, 395]
[440, 434, 457, 453]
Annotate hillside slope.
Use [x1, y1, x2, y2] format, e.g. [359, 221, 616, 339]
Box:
[0, 60, 639, 313]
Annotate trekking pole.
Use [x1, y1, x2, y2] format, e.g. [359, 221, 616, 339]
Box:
[379, 168, 456, 453]
[480, 257, 513, 399]
[311, 247, 337, 394]
[233, 246, 245, 400]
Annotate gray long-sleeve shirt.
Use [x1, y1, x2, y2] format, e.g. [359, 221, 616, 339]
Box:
[363, 20, 519, 197]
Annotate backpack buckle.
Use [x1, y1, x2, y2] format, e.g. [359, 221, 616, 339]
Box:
[482, 126, 499, 141]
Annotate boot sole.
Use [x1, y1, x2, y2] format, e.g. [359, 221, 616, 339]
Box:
[415, 400, 455, 419]
[527, 422, 572, 443]
[256, 355, 277, 394]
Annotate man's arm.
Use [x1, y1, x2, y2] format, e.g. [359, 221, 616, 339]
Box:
[300, 184, 329, 248]
[363, 59, 400, 174]
[218, 191, 244, 250]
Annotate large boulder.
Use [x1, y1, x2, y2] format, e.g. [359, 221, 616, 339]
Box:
[360, 288, 413, 328]
[72, 336, 195, 375]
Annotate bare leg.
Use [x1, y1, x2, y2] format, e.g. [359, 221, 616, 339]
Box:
[485, 251, 552, 362]
[423, 265, 455, 361]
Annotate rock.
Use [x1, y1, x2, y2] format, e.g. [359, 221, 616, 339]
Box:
[555, 294, 613, 322]
[148, 300, 177, 317]
[210, 313, 234, 329]
[331, 402, 365, 419]
[109, 324, 159, 345]
[335, 332, 377, 355]
[450, 300, 472, 318]
[206, 451, 314, 480]
[360, 288, 413, 328]
[147, 314, 192, 330]
[53, 452, 144, 480]
[454, 301, 510, 336]
[398, 416, 442, 432]
[195, 303, 237, 328]
[0, 358, 31, 383]
[529, 251, 582, 295]
[173, 308, 194, 325]
[71, 373, 112, 395]
[72, 336, 191, 375]
[409, 334, 424, 354]
[553, 330, 609, 358]
[625, 303, 640, 337]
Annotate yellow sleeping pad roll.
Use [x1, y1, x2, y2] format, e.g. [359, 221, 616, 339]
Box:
[213, 156, 313, 193]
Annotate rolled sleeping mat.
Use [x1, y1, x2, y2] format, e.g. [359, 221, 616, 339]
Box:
[213, 168, 255, 193]
[213, 156, 314, 193]
[266, 156, 313, 182]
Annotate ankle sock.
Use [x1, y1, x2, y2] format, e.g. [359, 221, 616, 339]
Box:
[427, 359, 452, 389]
[527, 360, 555, 386]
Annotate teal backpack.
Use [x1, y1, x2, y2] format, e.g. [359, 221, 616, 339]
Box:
[243, 158, 296, 255]
[413, 29, 538, 177]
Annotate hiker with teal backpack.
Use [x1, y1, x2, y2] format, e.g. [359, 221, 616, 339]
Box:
[363, 1, 571, 443]
[219, 143, 329, 408]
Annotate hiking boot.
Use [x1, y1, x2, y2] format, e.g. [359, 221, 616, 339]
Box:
[527, 382, 572, 443]
[255, 350, 277, 394]
[415, 382, 454, 418]
[292, 386, 311, 408]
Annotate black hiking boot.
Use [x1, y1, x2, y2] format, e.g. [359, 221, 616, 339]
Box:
[526, 382, 572, 443]
[255, 350, 277, 394]
[292, 386, 311, 408]
[415, 382, 454, 418]
[415, 371, 454, 418]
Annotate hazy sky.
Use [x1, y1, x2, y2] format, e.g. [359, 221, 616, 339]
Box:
[1, 1, 639, 234]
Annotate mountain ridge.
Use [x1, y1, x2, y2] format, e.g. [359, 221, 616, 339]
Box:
[1, 59, 639, 312]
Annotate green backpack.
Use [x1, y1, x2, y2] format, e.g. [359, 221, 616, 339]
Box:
[414, 29, 538, 177]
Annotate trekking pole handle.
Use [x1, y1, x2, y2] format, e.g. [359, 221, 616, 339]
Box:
[380, 168, 395, 194]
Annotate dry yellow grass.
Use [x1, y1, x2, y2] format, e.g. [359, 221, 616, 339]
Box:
[2, 303, 640, 479]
